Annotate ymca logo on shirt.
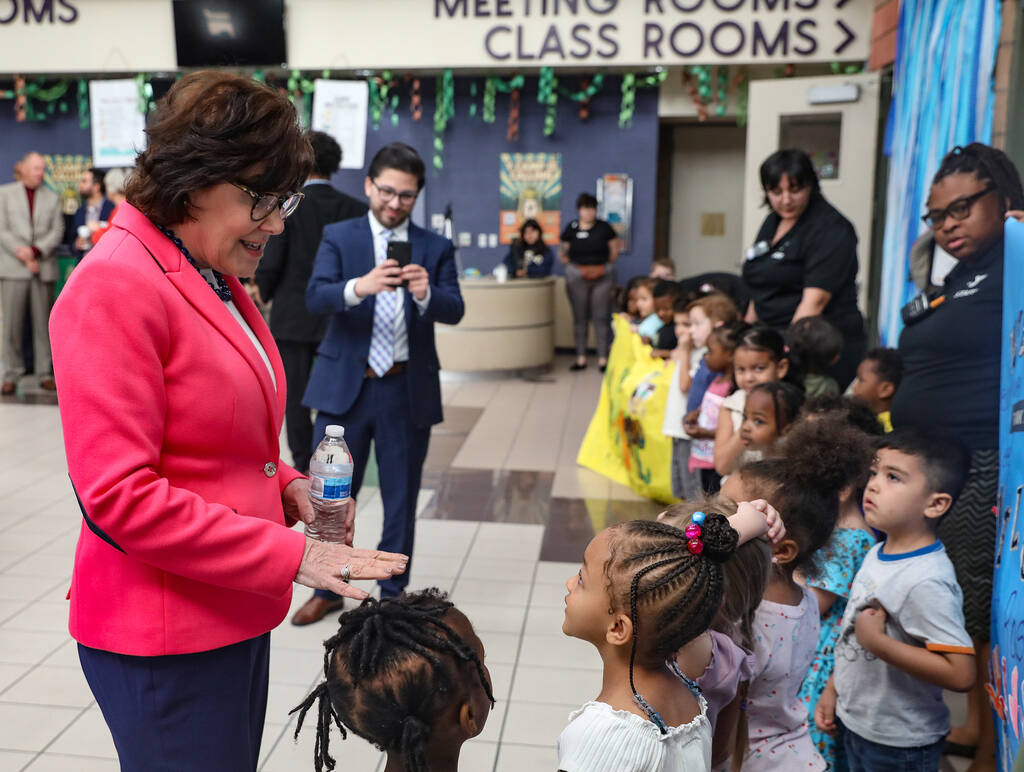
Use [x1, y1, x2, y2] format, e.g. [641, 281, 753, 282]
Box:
[953, 273, 988, 299]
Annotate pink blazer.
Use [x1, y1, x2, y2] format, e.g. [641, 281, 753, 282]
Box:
[50, 203, 307, 656]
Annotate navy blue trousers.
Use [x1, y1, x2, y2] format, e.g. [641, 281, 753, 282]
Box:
[78, 634, 270, 772]
[313, 371, 430, 598]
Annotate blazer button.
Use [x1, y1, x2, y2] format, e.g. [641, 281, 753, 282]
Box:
[264, 462, 277, 478]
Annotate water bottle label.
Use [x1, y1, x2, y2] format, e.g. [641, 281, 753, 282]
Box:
[309, 473, 351, 501]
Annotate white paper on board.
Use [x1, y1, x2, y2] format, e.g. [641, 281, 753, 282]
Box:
[90, 79, 147, 168]
[312, 80, 368, 170]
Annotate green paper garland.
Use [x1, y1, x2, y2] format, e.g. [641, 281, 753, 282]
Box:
[432, 69, 455, 171]
[537, 67, 558, 136]
[135, 74, 155, 116]
[77, 79, 89, 129]
[620, 70, 666, 128]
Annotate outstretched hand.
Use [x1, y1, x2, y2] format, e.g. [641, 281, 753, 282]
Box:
[295, 540, 407, 600]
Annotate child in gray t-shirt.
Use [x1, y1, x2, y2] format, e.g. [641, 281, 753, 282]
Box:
[814, 431, 975, 771]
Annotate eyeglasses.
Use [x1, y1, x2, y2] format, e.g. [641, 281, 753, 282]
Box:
[231, 182, 304, 221]
[370, 179, 418, 205]
[921, 185, 996, 228]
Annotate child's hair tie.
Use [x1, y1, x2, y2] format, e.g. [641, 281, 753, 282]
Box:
[685, 511, 706, 555]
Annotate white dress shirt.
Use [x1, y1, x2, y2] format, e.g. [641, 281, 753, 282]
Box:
[343, 212, 430, 364]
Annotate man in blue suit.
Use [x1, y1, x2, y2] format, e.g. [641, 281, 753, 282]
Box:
[69, 167, 115, 261]
[292, 143, 464, 624]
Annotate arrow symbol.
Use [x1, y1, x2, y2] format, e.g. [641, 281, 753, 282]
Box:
[835, 0, 850, 8]
[834, 19, 856, 55]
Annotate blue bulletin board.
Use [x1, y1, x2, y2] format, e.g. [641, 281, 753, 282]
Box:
[993, 218, 1024, 771]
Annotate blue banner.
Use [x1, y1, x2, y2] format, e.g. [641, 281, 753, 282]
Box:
[993, 218, 1024, 770]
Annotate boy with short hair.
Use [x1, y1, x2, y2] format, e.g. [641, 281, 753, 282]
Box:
[815, 429, 975, 771]
[649, 257, 676, 280]
[850, 347, 903, 433]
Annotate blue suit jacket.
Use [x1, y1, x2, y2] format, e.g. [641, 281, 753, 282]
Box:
[302, 216, 464, 428]
[69, 198, 116, 256]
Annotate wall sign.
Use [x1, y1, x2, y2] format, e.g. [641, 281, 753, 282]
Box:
[0, 0, 174, 73]
[311, 80, 369, 170]
[499, 152, 562, 245]
[289, 0, 871, 69]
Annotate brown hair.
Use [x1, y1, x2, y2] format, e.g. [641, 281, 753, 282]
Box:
[686, 292, 739, 325]
[127, 71, 313, 226]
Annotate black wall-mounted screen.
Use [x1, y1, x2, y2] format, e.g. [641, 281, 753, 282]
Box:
[173, 0, 287, 68]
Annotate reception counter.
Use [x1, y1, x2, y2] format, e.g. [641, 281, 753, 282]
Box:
[436, 277, 555, 371]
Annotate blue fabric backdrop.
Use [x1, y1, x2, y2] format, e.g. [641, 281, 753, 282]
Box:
[878, 0, 1001, 345]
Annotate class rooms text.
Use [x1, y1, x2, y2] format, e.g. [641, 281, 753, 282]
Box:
[435, 0, 847, 61]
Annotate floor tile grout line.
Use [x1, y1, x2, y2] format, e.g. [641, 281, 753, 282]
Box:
[0, 636, 78, 701]
[25, 699, 96, 767]
[491, 556, 541, 772]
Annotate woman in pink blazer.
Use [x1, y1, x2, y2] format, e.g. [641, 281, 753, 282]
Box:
[49, 72, 407, 772]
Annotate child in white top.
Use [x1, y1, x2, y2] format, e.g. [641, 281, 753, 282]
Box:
[663, 297, 706, 501]
[714, 326, 791, 477]
[558, 513, 744, 770]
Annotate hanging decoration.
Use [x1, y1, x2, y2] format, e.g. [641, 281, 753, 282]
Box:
[507, 85, 520, 141]
[368, 70, 400, 129]
[619, 73, 635, 128]
[286, 69, 317, 127]
[715, 66, 730, 117]
[482, 77, 497, 123]
[14, 76, 26, 122]
[432, 69, 455, 171]
[77, 79, 89, 129]
[410, 77, 422, 122]
[619, 70, 666, 128]
[560, 74, 604, 120]
[537, 67, 558, 136]
[468, 80, 478, 119]
[733, 69, 750, 127]
[135, 74, 155, 116]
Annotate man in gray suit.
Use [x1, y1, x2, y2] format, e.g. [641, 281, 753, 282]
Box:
[0, 152, 64, 394]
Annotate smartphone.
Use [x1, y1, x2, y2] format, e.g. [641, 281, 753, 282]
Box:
[387, 241, 412, 267]
[387, 241, 412, 288]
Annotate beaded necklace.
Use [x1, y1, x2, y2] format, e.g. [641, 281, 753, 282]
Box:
[156, 224, 233, 302]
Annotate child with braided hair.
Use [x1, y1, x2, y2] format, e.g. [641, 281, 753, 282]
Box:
[290, 588, 494, 772]
[558, 509, 767, 770]
[718, 417, 868, 770]
[659, 498, 785, 771]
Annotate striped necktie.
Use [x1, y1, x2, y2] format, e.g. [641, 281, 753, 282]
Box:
[368, 229, 398, 377]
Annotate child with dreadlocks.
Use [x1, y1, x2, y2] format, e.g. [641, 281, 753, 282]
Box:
[557, 513, 742, 770]
[291, 588, 494, 772]
[718, 417, 868, 770]
[658, 497, 784, 771]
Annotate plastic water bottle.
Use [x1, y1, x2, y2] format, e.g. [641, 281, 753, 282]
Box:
[306, 425, 353, 543]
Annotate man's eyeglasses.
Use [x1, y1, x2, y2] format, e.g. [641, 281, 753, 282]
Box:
[921, 185, 996, 228]
[370, 179, 418, 205]
[231, 182, 304, 221]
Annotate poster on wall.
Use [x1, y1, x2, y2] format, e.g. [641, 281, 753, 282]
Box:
[597, 173, 634, 253]
[993, 218, 1024, 771]
[89, 80, 146, 168]
[499, 153, 561, 245]
[311, 80, 368, 170]
[43, 155, 93, 216]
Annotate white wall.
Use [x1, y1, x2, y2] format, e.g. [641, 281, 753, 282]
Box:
[669, 124, 747, 279]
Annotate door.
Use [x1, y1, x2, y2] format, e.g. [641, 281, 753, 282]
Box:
[742, 72, 882, 313]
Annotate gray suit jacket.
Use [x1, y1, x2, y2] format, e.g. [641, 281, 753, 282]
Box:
[0, 181, 64, 281]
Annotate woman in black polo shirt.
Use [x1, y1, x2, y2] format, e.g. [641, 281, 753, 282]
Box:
[742, 148, 865, 389]
[892, 143, 1024, 764]
[560, 192, 620, 371]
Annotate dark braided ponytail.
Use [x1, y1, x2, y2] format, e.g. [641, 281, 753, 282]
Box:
[290, 588, 495, 772]
[606, 516, 738, 728]
[933, 142, 1024, 212]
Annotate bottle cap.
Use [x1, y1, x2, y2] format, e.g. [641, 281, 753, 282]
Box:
[325, 425, 345, 438]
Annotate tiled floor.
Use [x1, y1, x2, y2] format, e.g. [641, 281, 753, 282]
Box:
[0, 357, 970, 770]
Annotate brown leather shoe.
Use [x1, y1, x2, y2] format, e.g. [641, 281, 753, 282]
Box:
[1, 382, 14, 396]
[40, 378, 56, 391]
[290, 594, 345, 626]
